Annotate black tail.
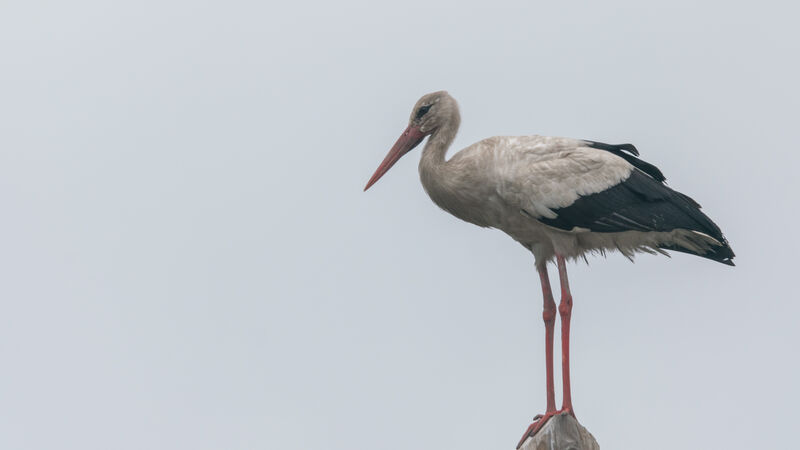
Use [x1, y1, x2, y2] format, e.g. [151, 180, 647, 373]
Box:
[660, 242, 736, 266]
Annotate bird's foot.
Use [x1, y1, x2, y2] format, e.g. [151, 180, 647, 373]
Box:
[516, 410, 556, 449]
[515, 408, 576, 449]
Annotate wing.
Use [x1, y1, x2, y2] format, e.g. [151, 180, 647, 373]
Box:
[491, 136, 735, 265]
[538, 169, 717, 234]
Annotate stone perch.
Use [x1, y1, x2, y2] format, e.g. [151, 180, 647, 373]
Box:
[518, 413, 599, 450]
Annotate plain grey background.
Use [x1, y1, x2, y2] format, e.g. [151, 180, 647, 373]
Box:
[1, 1, 798, 449]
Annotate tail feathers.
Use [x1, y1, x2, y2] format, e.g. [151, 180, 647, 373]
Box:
[659, 241, 736, 266]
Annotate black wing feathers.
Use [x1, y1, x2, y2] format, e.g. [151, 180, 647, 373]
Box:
[583, 140, 666, 182]
[582, 140, 640, 156]
[538, 171, 735, 265]
[538, 171, 709, 234]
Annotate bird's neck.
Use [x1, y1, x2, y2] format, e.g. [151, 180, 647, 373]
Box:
[418, 117, 460, 210]
[419, 116, 459, 170]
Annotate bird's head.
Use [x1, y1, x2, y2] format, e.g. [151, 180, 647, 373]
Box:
[364, 91, 459, 191]
[409, 90, 459, 135]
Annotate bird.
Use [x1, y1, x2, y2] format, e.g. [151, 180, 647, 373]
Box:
[363, 91, 734, 448]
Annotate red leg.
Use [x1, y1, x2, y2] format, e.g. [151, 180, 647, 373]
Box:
[540, 265, 557, 413]
[516, 264, 558, 448]
[556, 255, 575, 416]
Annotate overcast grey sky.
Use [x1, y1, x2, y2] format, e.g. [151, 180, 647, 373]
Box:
[1, 1, 798, 449]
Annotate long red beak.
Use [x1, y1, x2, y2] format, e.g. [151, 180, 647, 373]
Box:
[364, 125, 426, 191]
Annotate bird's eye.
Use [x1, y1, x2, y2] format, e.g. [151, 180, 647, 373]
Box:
[415, 105, 431, 119]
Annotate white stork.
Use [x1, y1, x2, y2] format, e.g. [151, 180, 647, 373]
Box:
[363, 91, 734, 448]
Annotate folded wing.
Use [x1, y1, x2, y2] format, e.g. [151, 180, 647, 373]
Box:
[496, 137, 735, 265]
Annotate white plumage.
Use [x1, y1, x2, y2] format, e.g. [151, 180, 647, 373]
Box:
[421, 135, 645, 263]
